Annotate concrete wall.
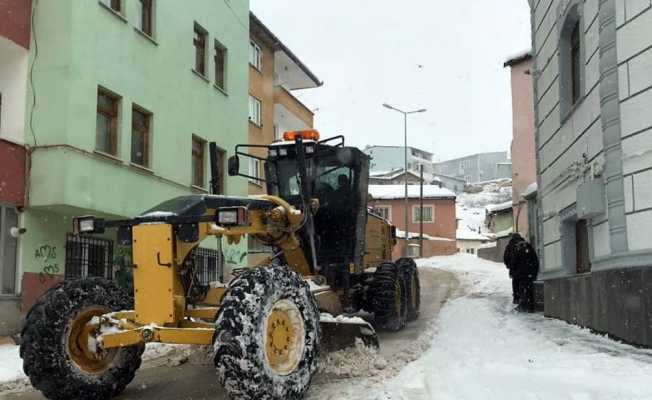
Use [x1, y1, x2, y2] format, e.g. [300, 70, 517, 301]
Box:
[616, 1, 652, 251]
[478, 237, 511, 263]
[531, 0, 652, 347]
[532, 0, 605, 276]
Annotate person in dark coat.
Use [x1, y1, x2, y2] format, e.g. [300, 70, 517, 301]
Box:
[511, 239, 540, 312]
[503, 233, 524, 304]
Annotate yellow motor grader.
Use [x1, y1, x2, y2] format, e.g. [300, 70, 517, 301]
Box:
[20, 131, 421, 400]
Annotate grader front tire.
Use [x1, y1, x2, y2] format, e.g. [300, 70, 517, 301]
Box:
[214, 265, 321, 400]
[396, 258, 421, 321]
[371, 262, 407, 332]
[20, 278, 144, 400]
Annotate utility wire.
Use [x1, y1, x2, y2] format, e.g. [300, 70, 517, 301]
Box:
[222, 0, 248, 32]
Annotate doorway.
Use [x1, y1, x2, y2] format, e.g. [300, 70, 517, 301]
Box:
[575, 219, 591, 274]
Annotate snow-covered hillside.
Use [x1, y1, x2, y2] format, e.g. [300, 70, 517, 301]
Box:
[457, 180, 512, 235]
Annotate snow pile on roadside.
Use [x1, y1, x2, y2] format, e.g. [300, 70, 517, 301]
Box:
[376, 254, 652, 400]
[0, 345, 25, 384]
[318, 339, 388, 379]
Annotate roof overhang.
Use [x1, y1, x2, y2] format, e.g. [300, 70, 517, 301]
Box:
[250, 12, 323, 90]
[503, 51, 532, 68]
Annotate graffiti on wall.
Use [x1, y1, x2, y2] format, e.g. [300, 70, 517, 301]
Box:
[35, 245, 60, 283]
[223, 246, 247, 265]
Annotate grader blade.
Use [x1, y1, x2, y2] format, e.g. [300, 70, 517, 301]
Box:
[319, 315, 379, 352]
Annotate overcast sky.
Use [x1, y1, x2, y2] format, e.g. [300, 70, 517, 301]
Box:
[250, 1, 532, 161]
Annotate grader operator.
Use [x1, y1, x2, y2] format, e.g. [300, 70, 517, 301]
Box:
[20, 131, 421, 400]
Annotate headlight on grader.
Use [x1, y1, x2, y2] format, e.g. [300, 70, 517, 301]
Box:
[72, 216, 105, 234]
[217, 207, 248, 226]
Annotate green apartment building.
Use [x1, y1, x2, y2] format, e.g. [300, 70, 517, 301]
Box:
[16, 0, 250, 318]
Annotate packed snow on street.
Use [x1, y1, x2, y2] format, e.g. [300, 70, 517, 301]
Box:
[3, 254, 652, 399]
[310, 254, 652, 400]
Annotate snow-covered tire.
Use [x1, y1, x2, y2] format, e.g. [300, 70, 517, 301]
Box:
[214, 265, 320, 400]
[370, 262, 407, 331]
[396, 258, 421, 321]
[20, 278, 144, 400]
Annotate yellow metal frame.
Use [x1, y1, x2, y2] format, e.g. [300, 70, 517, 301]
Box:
[99, 195, 315, 349]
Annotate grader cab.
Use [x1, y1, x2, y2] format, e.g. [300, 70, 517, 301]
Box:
[20, 131, 421, 400]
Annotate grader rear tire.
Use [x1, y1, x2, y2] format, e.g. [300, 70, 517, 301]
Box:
[20, 278, 144, 400]
[214, 265, 320, 400]
[370, 262, 407, 331]
[396, 258, 421, 321]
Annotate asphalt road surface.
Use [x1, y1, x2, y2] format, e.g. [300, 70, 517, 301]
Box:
[4, 268, 458, 400]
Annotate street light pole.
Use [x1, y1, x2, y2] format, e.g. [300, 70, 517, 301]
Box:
[404, 112, 409, 257]
[382, 103, 427, 257]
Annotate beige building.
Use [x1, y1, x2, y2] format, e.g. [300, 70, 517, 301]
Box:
[246, 13, 321, 261]
[247, 13, 321, 196]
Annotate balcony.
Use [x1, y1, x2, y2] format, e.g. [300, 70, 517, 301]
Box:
[273, 86, 314, 140]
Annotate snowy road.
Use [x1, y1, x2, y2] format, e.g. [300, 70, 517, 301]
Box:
[374, 255, 652, 400]
[1, 268, 457, 400]
[5, 255, 652, 400]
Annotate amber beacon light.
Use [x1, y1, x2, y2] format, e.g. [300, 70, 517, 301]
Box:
[283, 129, 320, 141]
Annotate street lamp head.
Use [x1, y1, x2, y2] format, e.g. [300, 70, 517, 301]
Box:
[416, 108, 427, 113]
[382, 103, 394, 110]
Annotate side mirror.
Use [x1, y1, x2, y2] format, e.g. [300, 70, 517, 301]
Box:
[228, 155, 240, 176]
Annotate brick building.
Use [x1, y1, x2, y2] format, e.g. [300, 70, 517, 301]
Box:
[368, 185, 457, 259]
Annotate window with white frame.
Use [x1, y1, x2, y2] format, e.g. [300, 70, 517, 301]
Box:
[0, 205, 19, 295]
[249, 95, 262, 126]
[412, 205, 434, 223]
[249, 158, 262, 185]
[249, 41, 262, 70]
[407, 244, 420, 258]
[373, 205, 392, 221]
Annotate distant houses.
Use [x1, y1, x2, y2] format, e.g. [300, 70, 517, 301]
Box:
[364, 145, 435, 175]
[456, 228, 490, 255]
[434, 152, 512, 184]
[368, 185, 457, 259]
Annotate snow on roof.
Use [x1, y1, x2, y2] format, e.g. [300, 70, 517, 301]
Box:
[371, 168, 440, 184]
[435, 173, 467, 183]
[456, 229, 489, 241]
[522, 182, 538, 198]
[503, 50, 532, 67]
[370, 169, 397, 177]
[369, 185, 455, 200]
[485, 201, 513, 213]
[396, 229, 455, 242]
